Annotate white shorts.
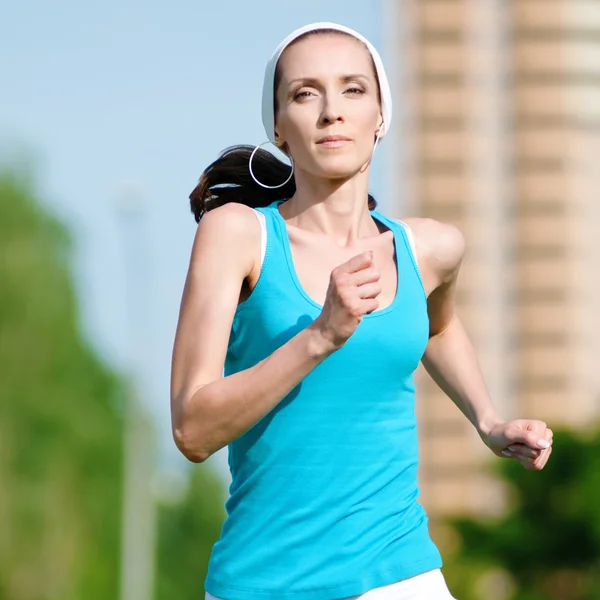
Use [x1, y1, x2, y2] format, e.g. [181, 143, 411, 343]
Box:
[205, 568, 456, 600]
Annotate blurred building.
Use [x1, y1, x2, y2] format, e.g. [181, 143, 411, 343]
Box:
[387, 0, 600, 518]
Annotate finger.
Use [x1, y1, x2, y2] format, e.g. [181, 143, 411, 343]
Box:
[538, 445, 553, 469]
[357, 282, 382, 299]
[531, 428, 554, 469]
[505, 452, 535, 470]
[533, 454, 549, 470]
[520, 441, 553, 470]
[507, 443, 541, 459]
[506, 423, 551, 450]
[524, 460, 541, 471]
[527, 454, 547, 471]
[525, 419, 551, 440]
[504, 450, 529, 465]
[510, 451, 538, 470]
[341, 251, 374, 274]
[361, 298, 379, 315]
[348, 266, 381, 287]
[502, 447, 533, 464]
[533, 440, 553, 470]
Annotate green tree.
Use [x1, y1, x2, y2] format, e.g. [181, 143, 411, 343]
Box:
[0, 169, 124, 599]
[155, 462, 227, 600]
[444, 427, 600, 600]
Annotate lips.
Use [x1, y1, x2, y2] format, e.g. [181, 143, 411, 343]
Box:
[317, 135, 352, 146]
[317, 135, 352, 144]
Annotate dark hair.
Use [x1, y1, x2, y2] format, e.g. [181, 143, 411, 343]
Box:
[189, 30, 378, 223]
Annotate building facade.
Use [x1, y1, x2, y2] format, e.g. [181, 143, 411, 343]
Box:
[386, 0, 600, 518]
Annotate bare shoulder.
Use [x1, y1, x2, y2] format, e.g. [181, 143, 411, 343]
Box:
[190, 203, 261, 273]
[400, 217, 466, 280]
[194, 202, 260, 241]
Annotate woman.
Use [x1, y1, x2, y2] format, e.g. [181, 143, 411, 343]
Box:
[170, 22, 553, 600]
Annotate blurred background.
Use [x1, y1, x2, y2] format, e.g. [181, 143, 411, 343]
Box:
[2, 1, 599, 599]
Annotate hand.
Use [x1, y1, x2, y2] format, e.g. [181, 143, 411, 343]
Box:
[481, 419, 554, 471]
[313, 251, 381, 350]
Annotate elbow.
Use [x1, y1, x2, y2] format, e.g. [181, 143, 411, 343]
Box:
[171, 385, 221, 463]
[172, 424, 211, 464]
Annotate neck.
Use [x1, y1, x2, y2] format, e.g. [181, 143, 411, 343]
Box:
[280, 168, 379, 246]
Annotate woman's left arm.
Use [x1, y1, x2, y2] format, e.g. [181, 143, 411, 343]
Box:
[412, 219, 553, 471]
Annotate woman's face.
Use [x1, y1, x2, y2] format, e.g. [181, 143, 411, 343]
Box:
[274, 33, 383, 181]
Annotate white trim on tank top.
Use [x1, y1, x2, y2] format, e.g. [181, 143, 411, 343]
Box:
[254, 209, 268, 266]
[251, 209, 418, 269]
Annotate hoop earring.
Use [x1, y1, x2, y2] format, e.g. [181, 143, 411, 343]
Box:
[249, 141, 295, 189]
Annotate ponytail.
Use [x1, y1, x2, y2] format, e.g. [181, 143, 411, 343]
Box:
[189, 145, 377, 223]
[189, 146, 293, 223]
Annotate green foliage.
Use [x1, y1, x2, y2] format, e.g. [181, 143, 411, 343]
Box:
[444, 428, 600, 600]
[155, 463, 227, 600]
[0, 170, 124, 600]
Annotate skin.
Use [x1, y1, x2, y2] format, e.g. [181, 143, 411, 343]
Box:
[170, 33, 553, 470]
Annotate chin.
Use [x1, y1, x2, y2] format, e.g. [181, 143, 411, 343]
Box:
[313, 155, 369, 179]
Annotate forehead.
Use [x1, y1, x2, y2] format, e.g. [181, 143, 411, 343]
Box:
[278, 34, 374, 82]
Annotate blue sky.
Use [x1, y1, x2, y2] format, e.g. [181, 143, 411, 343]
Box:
[1, 0, 395, 481]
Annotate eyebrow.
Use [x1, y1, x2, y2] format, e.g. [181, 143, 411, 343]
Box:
[286, 74, 371, 87]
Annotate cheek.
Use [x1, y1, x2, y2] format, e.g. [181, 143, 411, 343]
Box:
[355, 102, 381, 132]
[278, 108, 315, 147]
[285, 103, 318, 131]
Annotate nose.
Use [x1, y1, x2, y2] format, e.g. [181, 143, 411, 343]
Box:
[319, 92, 344, 126]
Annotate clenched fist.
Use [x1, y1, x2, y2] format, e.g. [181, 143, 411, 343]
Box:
[313, 250, 381, 349]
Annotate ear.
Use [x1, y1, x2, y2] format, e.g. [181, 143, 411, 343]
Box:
[375, 117, 385, 139]
[274, 130, 286, 149]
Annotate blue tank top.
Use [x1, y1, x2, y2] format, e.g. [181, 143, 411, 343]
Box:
[205, 200, 442, 600]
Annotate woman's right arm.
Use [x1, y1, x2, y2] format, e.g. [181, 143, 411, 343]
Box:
[170, 204, 381, 463]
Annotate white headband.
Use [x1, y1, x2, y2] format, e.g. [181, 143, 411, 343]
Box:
[261, 22, 393, 144]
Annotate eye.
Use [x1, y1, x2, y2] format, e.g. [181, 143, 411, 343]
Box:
[293, 90, 315, 101]
[345, 86, 365, 95]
